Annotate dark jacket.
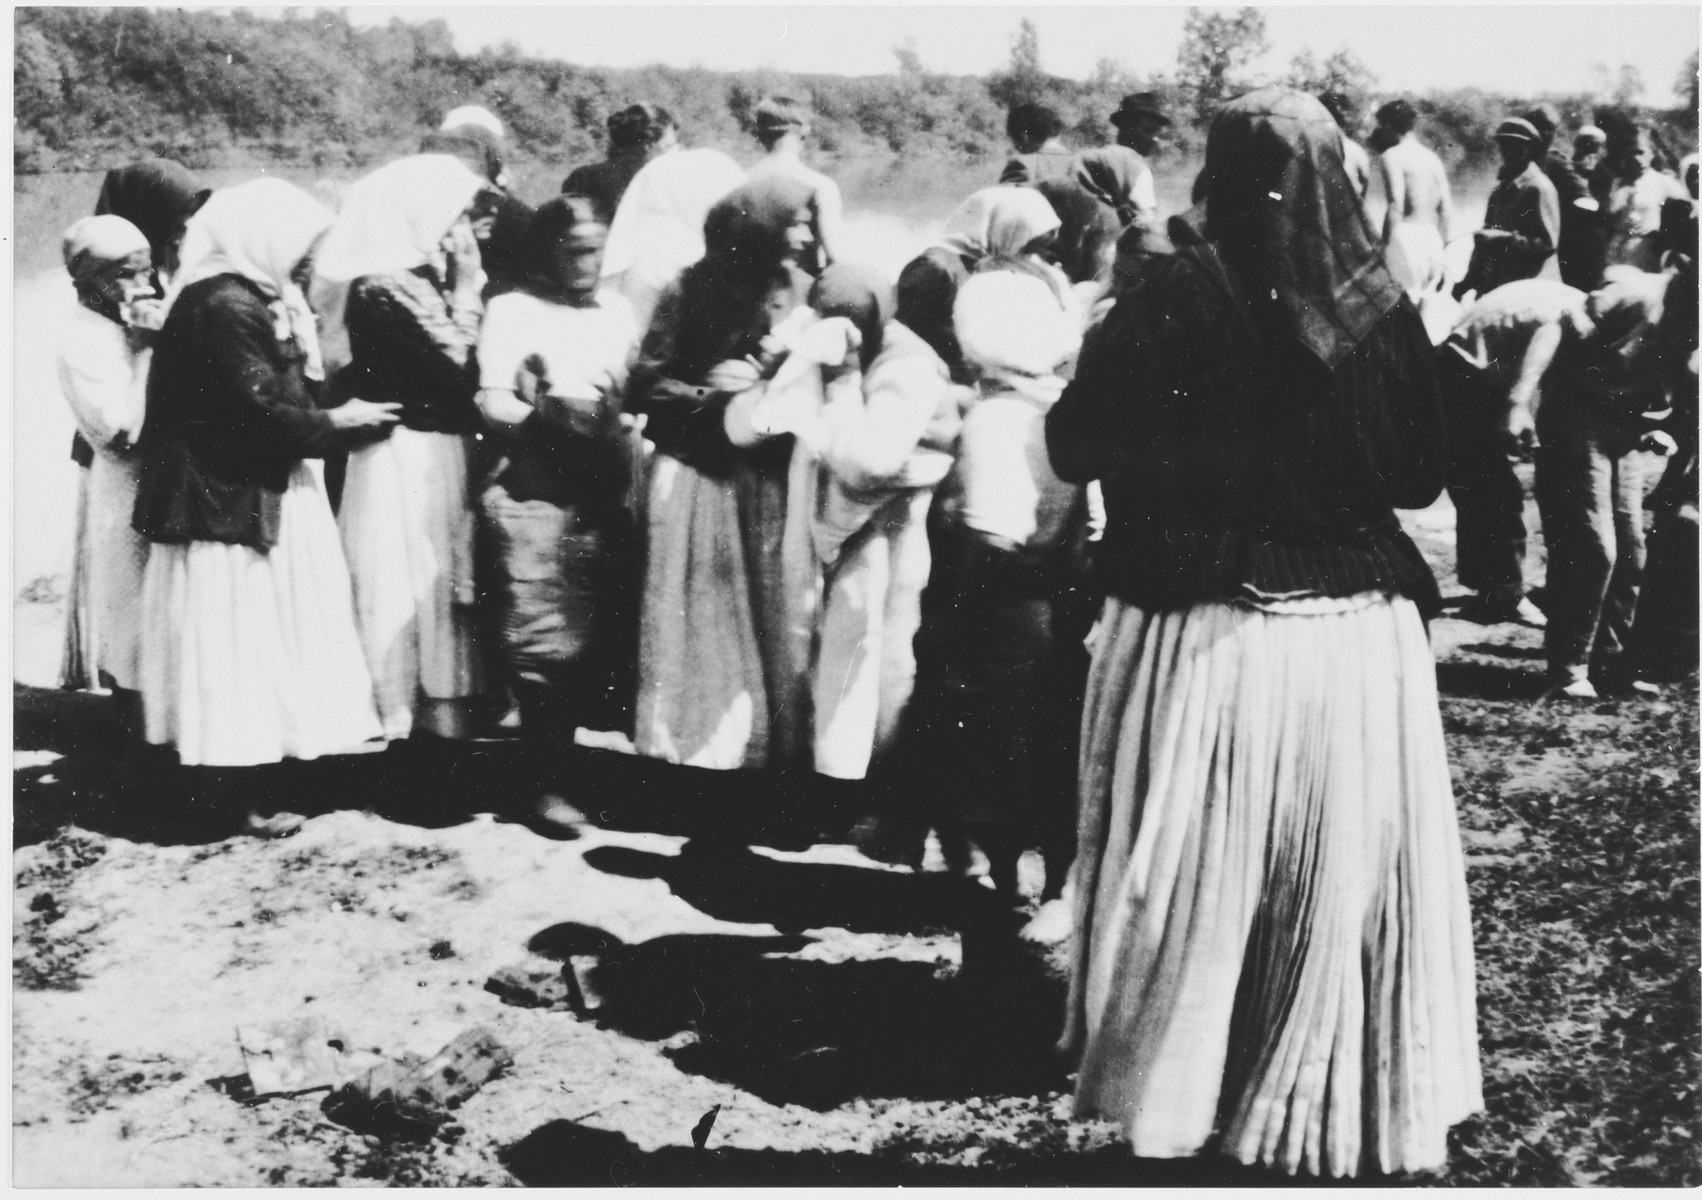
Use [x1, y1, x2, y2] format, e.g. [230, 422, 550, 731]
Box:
[1046, 246, 1446, 613]
[344, 269, 482, 435]
[133, 275, 335, 550]
[1461, 162, 1560, 295]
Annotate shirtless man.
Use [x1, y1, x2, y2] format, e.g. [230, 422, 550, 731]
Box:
[745, 94, 844, 274]
[1372, 98, 1455, 298]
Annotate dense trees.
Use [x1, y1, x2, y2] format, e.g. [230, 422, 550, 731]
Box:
[14, 6, 1694, 181]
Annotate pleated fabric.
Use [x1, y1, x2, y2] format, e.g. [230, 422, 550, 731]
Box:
[1063, 593, 1482, 1178]
[633, 454, 769, 770]
[337, 427, 487, 740]
[138, 463, 384, 767]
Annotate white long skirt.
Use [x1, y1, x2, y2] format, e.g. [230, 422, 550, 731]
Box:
[58, 467, 100, 692]
[337, 428, 487, 740]
[138, 463, 384, 767]
[59, 456, 152, 693]
[633, 455, 769, 770]
[811, 488, 935, 780]
[1063, 593, 1482, 1177]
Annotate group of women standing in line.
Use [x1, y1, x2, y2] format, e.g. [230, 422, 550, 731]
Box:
[56, 90, 1483, 1178]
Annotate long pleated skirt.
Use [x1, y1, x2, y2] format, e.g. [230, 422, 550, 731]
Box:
[338, 427, 487, 740]
[138, 463, 384, 767]
[633, 455, 770, 770]
[1062, 593, 1482, 1178]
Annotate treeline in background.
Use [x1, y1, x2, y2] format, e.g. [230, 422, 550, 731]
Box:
[15, 6, 1700, 204]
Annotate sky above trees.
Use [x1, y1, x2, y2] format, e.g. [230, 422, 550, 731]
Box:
[339, 4, 1697, 103]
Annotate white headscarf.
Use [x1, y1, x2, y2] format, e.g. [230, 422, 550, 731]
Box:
[440, 105, 504, 139]
[62, 215, 151, 289]
[601, 147, 745, 331]
[310, 154, 488, 375]
[936, 186, 1061, 265]
[176, 178, 335, 378]
[953, 269, 1080, 397]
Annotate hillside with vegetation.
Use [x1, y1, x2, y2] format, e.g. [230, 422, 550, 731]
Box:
[16, 6, 1697, 183]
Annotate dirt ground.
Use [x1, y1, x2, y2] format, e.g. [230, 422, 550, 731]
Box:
[12, 473, 1699, 1186]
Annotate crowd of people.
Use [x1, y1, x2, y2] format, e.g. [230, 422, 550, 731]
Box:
[52, 82, 1696, 1178]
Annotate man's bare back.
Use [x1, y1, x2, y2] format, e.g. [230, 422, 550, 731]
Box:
[1379, 136, 1454, 242]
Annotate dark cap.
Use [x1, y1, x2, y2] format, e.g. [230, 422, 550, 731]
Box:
[753, 95, 811, 135]
[1110, 92, 1171, 128]
[1495, 117, 1542, 145]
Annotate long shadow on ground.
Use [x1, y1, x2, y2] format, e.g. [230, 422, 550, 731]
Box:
[523, 842, 1066, 1110]
[500, 1119, 1318, 1187]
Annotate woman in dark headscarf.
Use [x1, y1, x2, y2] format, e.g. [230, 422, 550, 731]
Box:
[94, 158, 212, 279]
[627, 175, 817, 770]
[1047, 89, 1479, 1177]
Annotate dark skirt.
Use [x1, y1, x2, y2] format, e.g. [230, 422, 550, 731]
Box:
[477, 483, 638, 733]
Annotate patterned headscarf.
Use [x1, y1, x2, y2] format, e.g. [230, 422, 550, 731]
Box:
[1202, 87, 1404, 371]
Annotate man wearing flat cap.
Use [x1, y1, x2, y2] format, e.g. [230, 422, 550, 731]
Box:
[1456, 117, 1561, 300]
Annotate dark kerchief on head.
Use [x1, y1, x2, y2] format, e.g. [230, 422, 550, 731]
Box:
[1202, 87, 1404, 372]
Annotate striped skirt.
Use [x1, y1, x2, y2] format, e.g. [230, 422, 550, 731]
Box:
[1062, 593, 1482, 1177]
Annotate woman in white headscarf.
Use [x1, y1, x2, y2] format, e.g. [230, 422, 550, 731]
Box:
[57, 215, 157, 701]
[311, 154, 494, 746]
[599, 146, 745, 335]
[133, 179, 399, 834]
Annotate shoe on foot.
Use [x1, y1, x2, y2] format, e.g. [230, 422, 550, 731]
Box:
[1513, 596, 1548, 628]
[526, 795, 586, 840]
[1594, 667, 1662, 698]
[1539, 676, 1598, 702]
[1019, 897, 1073, 945]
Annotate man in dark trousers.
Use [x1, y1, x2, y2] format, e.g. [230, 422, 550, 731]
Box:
[1455, 117, 1560, 300]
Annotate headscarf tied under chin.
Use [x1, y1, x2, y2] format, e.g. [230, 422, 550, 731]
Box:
[667, 175, 816, 381]
[310, 154, 489, 375]
[62, 215, 151, 291]
[93, 158, 211, 267]
[809, 263, 893, 368]
[176, 178, 335, 379]
[1202, 87, 1404, 372]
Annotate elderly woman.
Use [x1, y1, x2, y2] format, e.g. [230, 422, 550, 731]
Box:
[476, 196, 642, 835]
[57, 216, 157, 705]
[627, 175, 817, 771]
[62, 158, 211, 692]
[312, 154, 494, 747]
[132, 179, 398, 834]
[1047, 89, 1479, 1176]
